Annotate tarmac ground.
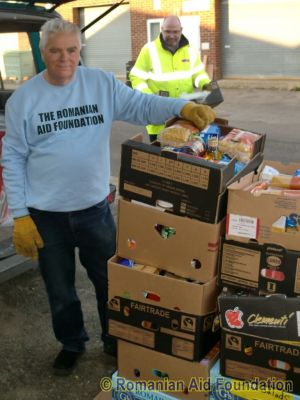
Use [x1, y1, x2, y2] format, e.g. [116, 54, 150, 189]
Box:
[218, 78, 300, 91]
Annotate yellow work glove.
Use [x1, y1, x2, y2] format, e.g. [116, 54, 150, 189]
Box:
[180, 102, 216, 131]
[13, 215, 44, 260]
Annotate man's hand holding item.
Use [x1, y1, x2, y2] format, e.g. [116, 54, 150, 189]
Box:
[13, 215, 44, 260]
[180, 102, 216, 130]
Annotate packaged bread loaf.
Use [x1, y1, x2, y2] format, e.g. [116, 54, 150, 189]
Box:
[218, 128, 260, 163]
[271, 174, 300, 190]
[158, 119, 199, 146]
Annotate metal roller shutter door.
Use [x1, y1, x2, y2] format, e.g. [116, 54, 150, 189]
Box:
[80, 4, 132, 79]
[221, 0, 300, 78]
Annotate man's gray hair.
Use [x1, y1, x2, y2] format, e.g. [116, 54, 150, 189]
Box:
[39, 18, 82, 50]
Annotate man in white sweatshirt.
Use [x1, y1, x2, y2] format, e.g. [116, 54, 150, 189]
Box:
[2, 18, 215, 376]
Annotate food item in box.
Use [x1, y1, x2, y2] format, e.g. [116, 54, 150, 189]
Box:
[177, 138, 206, 157]
[158, 119, 199, 146]
[244, 180, 300, 198]
[218, 128, 260, 162]
[259, 165, 280, 181]
[271, 216, 286, 233]
[285, 216, 299, 232]
[271, 173, 300, 190]
[258, 165, 300, 191]
[249, 180, 269, 194]
[118, 257, 135, 267]
[254, 188, 300, 197]
[141, 265, 161, 274]
[200, 123, 221, 159]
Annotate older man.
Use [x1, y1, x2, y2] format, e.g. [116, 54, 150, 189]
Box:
[2, 18, 215, 376]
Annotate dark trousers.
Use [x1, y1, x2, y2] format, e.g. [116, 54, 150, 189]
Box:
[29, 199, 116, 352]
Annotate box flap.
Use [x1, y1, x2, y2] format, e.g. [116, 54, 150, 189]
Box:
[218, 292, 300, 341]
[116, 198, 222, 281]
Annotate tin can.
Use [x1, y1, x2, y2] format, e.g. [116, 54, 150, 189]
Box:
[207, 133, 220, 160]
[179, 138, 205, 156]
[160, 226, 176, 239]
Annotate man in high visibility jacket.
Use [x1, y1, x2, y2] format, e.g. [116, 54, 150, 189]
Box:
[129, 15, 211, 141]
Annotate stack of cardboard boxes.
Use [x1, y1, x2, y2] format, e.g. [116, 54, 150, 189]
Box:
[97, 121, 265, 400]
[217, 160, 300, 399]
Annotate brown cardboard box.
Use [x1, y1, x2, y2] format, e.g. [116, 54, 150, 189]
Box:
[119, 127, 264, 224]
[218, 292, 300, 394]
[117, 198, 224, 282]
[108, 258, 219, 360]
[226, 161, 300, 251]
[111, 371, 179, 400]
[209, 359, 300, 400]
[218, 238, 300, 296]
[117, 340, 219, 400]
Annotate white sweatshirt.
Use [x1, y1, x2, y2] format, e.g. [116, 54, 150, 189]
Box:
[2, 66, 186, 217]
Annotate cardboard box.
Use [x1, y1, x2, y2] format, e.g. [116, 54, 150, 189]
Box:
[108, 257, 219, 361]
[210, 359, 300, 400]
[218, 293, 300, 395]
[226, 161, 300, 251]
[117, 340, 219, 400]
[218, 238, 300, 296]
[117, 198, 223, 281]
[119, 128, 264, 223]
[111, 371, 177, 400]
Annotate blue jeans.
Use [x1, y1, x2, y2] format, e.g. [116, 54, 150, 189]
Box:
[29, 199, 116, 352]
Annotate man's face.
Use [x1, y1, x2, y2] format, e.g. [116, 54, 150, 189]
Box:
[161, 20, 182, 49]
[42, 31, 80, 86]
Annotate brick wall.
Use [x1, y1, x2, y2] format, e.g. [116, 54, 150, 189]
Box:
[56, 0, 221, 79]
[18, 32, 30, 51]
[130, 0, 221, 79]
[56, 0, 113, 26]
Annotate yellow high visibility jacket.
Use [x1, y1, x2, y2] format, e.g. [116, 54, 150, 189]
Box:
[129, 34, 210, 135]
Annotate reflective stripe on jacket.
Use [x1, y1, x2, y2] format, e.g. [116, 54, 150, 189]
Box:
[129, 35, 210, 135]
